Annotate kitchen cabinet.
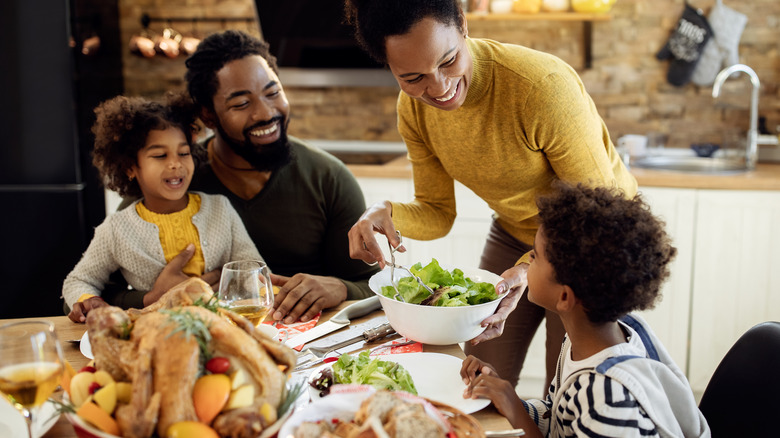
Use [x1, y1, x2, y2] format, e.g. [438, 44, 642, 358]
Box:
[687, 190, 780, 393]
[356, 174, 780, 398]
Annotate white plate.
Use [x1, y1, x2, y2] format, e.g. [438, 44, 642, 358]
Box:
[308, 352, 489, 414]
[80, 331, 93, 359]
[0, 397, 59, 438]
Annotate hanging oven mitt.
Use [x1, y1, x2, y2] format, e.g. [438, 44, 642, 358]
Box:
[691, 0, 747, 86]
[656, 3, 713, 86]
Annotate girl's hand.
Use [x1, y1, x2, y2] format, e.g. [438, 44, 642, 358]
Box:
[68, 296, 109, 323]
[348, 201, 403, 268]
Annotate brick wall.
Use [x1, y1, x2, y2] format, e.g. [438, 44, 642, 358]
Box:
[121, 0, 780, 149]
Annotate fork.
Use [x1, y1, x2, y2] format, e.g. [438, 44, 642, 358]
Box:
[296, 323, 396, 370]
[387, 231, 435, 301]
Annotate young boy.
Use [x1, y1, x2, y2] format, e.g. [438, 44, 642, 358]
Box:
[460, 182, 710, 437]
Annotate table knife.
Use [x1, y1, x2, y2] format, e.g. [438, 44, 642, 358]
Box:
[285, 295, 381, 349]
[294, 322, 396, 371]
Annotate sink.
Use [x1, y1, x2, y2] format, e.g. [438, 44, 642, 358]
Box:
[328, 151, 405, 165]
[308, 139, 407, 165]
[633, 155, 748, 174]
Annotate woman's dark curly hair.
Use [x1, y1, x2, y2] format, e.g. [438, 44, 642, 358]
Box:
[185, 30, 278, 112]
[536, 182, 677, 324]
[344, 0, 465, 64]
[91, 92, 200, 198]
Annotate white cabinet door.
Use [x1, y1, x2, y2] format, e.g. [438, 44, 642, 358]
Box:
[634, 187, 696, 374]
[688, 190, 780, 394]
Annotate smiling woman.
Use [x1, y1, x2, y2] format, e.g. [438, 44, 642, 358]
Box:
[344, 0, 637, 395]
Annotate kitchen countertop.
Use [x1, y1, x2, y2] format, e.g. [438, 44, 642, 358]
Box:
[346, 156, 780, 191]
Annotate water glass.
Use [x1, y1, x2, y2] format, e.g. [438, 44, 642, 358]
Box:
[218, 260, 274, 327]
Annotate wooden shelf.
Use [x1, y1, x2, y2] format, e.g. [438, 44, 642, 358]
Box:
[465, 12, 612, 69]
[465, 12, 611, 21]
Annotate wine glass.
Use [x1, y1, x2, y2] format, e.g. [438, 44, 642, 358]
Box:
[0, 321, 64, 438]
[218, 260, 274, 327]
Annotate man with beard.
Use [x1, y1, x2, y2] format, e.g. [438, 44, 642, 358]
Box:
[95, 30, 378, 323]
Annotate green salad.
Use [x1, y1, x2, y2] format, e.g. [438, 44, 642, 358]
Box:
[380, 258, 498, 306]
[310, 350, 417, 396]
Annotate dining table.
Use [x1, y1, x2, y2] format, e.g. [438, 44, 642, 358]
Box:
[0, 300, 514, 437]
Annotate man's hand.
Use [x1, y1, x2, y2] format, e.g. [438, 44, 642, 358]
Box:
[270, 273, 348, 324]
[143, 244, 221, 307]
[68, 296, 109, 323]
[468, 263, 529, 345]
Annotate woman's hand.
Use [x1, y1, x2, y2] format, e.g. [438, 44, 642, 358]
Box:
[468, 263, 529, 345]
[68, 296, 109, 323]
[348, 201, 403, 269]
[270, 273, 348, 324]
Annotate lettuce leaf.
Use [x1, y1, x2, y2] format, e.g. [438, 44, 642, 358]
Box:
[331, 351, 417, 395]
[380, 258, 498, 306]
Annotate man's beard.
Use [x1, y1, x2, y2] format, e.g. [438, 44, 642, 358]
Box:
[214, 116, 293, 172]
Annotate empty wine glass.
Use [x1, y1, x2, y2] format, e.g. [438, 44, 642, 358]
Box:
[0, 321, 64, 438]
[218, 260, 274, 327]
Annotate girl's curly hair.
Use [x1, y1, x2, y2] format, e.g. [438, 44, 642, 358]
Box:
[91, 92, 200, 198]
[536, 182, 677, 323]
[344, 0, 464, 65]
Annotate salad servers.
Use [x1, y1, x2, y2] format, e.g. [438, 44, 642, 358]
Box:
[387, 231, 435, 301]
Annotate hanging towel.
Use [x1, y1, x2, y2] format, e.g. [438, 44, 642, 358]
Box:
[656, 3, 713, 87]
[691, 0, 748, 86]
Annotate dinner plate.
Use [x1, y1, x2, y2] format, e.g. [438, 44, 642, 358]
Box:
[307, 352, 490, 414]
[80, 331, 93, 360]
[0, 397, 59, 438]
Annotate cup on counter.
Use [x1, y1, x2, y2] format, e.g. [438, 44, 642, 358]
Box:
[646, 132, 668, 157]
[617, 134, 648, 166]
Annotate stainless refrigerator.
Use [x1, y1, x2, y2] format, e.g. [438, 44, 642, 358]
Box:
[0, 0, 122, 318]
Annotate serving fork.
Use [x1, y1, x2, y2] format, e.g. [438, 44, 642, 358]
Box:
[384, 231, 435, 302]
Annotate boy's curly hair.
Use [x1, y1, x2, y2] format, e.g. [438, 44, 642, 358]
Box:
[185, 30, 278, 112]
[536, 182, 677, 323]
[344, 0, 464, 65]
[91, 93, 200, 198]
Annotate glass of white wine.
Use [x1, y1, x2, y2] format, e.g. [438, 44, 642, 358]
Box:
[218, 260, 274, 327]
[0, 321, 64, 438]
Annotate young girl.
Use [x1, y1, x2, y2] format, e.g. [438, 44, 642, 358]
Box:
[63, 94, 263, 322]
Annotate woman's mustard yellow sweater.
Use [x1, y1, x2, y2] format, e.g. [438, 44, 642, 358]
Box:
[393, 38, 637, 256]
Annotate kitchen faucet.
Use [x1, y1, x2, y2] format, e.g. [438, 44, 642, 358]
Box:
[712, 64, 779, 170]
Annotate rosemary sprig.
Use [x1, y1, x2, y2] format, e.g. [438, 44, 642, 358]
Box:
[161, 309, 213, 361]
[277, 377, 307, 418]
[193, 294, 224, 314]
[119, 320, 133, 340]
[48, 397, 76, 423]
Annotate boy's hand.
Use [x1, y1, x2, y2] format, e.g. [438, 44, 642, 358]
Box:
[68, 296, 109, 323]
[460, 355, 498, 386]
[464, 372, 525, 429]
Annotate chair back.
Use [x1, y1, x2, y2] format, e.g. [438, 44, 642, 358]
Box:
[698, 321, 780, 436]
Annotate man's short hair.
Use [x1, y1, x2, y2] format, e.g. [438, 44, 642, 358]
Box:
[184, 30, 279, 111]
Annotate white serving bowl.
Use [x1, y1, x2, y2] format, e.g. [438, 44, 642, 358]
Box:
[368, 265, 505, 345]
